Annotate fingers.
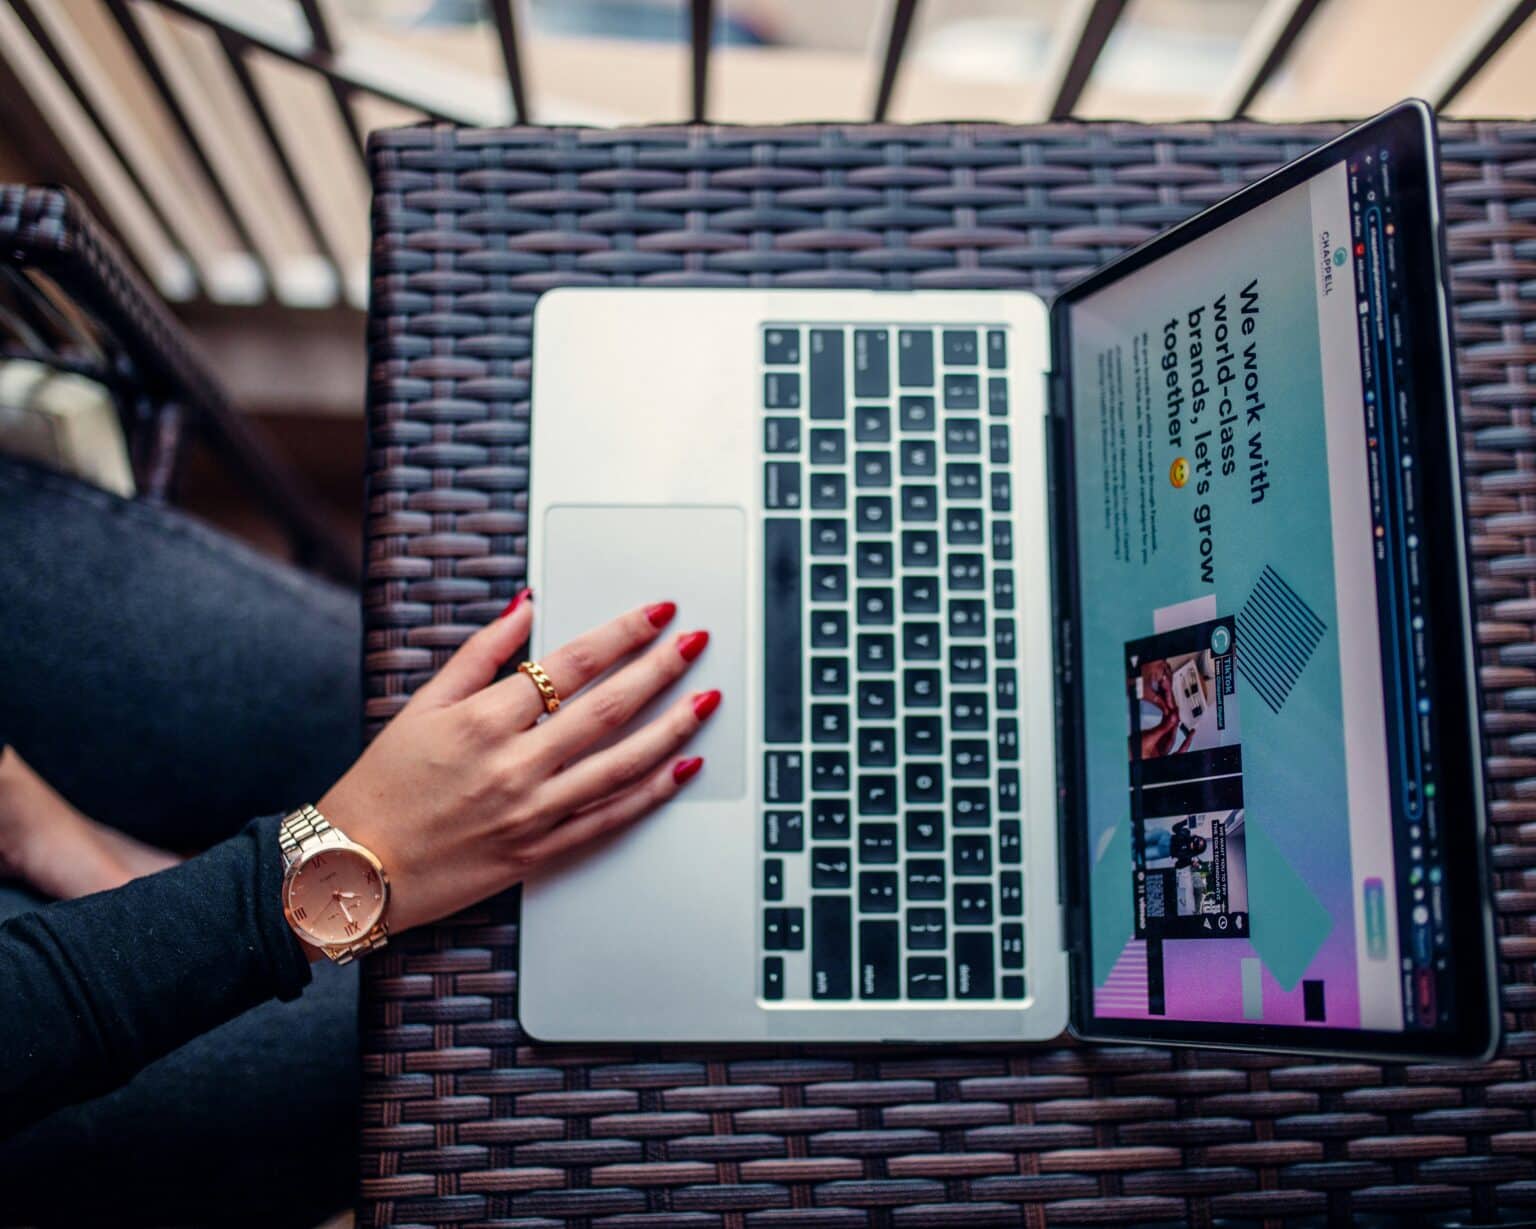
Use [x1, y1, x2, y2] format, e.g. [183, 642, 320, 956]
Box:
[532, 687, 719, 821]
[519, 756, 705, 866]
[530, 627, 710, 766]
[484, 600, 680, 726]
[410, 589, 534, 709]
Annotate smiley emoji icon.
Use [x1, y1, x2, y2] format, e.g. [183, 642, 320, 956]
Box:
[1169, 456, 1190, 488]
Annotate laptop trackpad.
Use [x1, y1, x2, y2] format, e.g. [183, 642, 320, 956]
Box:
[541, 504, 747, 800]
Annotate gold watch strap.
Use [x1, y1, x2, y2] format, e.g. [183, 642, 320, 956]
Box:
[279, 804, 389, 964]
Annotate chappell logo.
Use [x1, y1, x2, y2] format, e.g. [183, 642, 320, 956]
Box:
[1319, 229, 1336, 295]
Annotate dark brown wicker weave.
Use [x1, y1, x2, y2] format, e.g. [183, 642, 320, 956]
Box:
[360, 120, 1536, 1228]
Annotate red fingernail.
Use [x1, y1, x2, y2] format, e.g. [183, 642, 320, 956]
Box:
[501, 588, 532, 617]
[677, 630, 710, 662]
[673, 756, 704, 784]
[645, 601, 677, 628]
[692, 689, 721, 720]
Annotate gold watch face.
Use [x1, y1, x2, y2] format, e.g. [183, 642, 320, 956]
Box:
[284, 843, 386, 947]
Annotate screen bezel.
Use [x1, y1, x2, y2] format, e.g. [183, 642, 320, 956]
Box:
[1048, 101, 1500, 1061]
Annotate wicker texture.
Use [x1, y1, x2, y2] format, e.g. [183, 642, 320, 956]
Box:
[360, 121, 1536, 1228]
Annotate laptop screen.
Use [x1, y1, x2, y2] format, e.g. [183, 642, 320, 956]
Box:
[1062, 115, 1467, 1037]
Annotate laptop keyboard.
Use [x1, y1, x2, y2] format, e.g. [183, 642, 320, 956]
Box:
[759, 323, 1024, 1005]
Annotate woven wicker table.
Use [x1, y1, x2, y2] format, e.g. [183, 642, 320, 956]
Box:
[358, 120, 1536, 1228]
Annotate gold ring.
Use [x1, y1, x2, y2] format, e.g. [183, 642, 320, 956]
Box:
[517, 660, 561, 714]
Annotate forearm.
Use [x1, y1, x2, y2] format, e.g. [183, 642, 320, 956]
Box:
[0, 814, 311, 1136]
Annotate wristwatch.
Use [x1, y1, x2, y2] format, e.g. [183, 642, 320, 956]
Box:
[278, 804, 390, 963]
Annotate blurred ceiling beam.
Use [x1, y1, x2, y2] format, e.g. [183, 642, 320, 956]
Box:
[489, 0, 532, 124]
[1039, 0, 1129, 120]
[1219, 0, 1329, 118]
[295, 0, 366, 157]
[690, 0, 712, 122]
[1421, 0, 1536, 111]
[873, 0, 920, 123]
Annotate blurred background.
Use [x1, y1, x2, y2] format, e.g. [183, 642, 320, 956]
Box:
[2, 0, 1534, 569]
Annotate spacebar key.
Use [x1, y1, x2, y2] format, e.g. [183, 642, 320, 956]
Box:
[764, 518, 803, 742]
[812, 896, 852, 999]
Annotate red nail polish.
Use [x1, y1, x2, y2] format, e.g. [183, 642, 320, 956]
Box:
[677, 630, 709, 662]
[501, 588, 532, 617]
[673, 756, 704, 784]
[692, 689, 721, 720]
[645, 601, 677, 628]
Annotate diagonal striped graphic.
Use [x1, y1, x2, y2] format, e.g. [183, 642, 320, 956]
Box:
[1235, 565, 1326, 714]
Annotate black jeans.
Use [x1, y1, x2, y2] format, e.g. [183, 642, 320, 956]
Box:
[0, 457, 362, 1228]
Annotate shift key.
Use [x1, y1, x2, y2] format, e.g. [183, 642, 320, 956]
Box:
[812, 895, 852, 999]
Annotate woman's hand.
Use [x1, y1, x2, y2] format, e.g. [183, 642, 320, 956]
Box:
[318, 593, 716, 934]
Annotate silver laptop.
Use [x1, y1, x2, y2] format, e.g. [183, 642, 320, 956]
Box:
[518, 104, 1501, 1060]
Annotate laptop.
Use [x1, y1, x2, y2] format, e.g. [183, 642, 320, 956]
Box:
[519, 101, 1500, 1061]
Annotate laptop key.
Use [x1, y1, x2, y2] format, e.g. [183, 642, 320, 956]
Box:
[764, 858, 784, 901]
[954, 884, 993, 926]
[953, 834, 992, 876]
[995, 668, 1018, 710]
[857, 633, 895, 672]
[1002, 974, 1026, 1000]
[899, 395, 936, 432]
[902, 575, 939, 614]
[949, 600, 987, 638]
[810, 472, 846, 510]
[987, 377, 1008, 416]
[765, 752, 804, 802]
[902, 621, 941, 660]
[813, 798, 851, 840]
[765, 461, 801, 509]
[905, 812, 944, 852]
[948, 508, 983, 544]
[809, 329, 844, 419]
[857, 586, 894, 625]
[986, 329, 1006, 369]
[811, 427, 846, 465]
[998, 770, 1021, 812]
[989, 424, 1010, 463]
[906, 859, 945, 901]
[953, 739, 990, 779]
[955, 932, 995, 998]
[1000, 871, 1024, 916]
[859, 871, 899, 913]
[905, 762, 944, 805]
[944, 373, 980, 410]
[943, 329, 978, 366]
[858, 679, 895, 719]
[811, 657, 848, 695]
[903, 668, 941, 707]
[951, 691, 988, 730]
[856, 540, 892, 579]
[855, 405, 891, 443]
[945, 418, 981, 454]
[902, 529, 938, 567]
[953, 787, 991, 828]
[856, 496, 892, 534]
[907, 955, 948, 998]
[764, 518, 802, 743]
[812, 847, 852, 889]
[859, 921, 900, 1000]
[765, 417, 800, 453]
[764, 907, 804, 951]
[992, 519, 1013, 559]
[811, 563, 847, 602]
[898, 329, 935, 387]
[859, 823, 898, 864]
[858, 774, 897, 815]
[946, 462, 982, 500]
[904, 715, 943, 756]
[857, 727, 896, 767]
[900, 484, 938, 522]
[765, 371, 801, 409]
[764, 956, 785, 1000]
[764, 809, 803, 851]
[1001, 923, 1025, 969]
[811, 896, 852, 999]
[907, 909, 947, 951]
[950, 645, 987, 683]
[810, 519, 846, 555]
[812, 703, 848, 743]
[900, 439, 936, 476]
[854, 329, 890, 398]
[812, 610, 848, 649]
[999, 821, 1022, 864]
[764, 327, 800, 365]
[991, 473, 1012, 512]
[812, 751, 849, 792]
[948, 553, 985, 590]
[994, 569, 1015, 611]
[994, 618, 1017, 659]
[997, 718, 1020, 762]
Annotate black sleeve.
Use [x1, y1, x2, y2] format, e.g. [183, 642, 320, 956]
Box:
[0, 813, 313, 1136]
